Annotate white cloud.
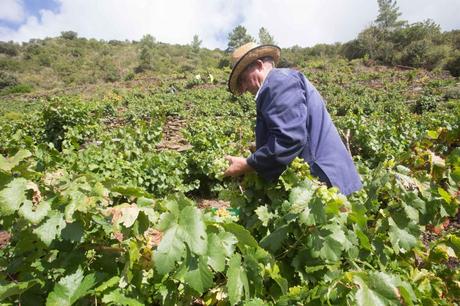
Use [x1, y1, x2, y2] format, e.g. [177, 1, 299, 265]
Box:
[242, 0, 378, 47]
[398, 0, 460, 31]
[0, 0, 242, 48]
[0, 0, 459, 49]
[0, 0, 25, 23]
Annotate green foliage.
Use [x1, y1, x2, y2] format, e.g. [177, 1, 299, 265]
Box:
[191, 34, 202, 53]
[0, 71, 18, 90]
[258, 27, 276, 45]
[227, 25, 256, 52]
[60, 31, 78, 40]
[446, 51, 460, 77]
[1, 83, 33, 95]
[375, 0, 405, 29]
[0, 56, 458, 305]
[0, 41, 19, 56]
[340, 5, 455, 74]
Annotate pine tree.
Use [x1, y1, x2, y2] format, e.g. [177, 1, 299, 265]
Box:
[191, 35, 202, 53]
[258, 27, 276, 45]
[375, 0, 405, 29]
[136, 34, 156, 72]
[227, 25, 255, 52]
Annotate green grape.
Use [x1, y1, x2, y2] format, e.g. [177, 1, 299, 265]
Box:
[212, 157, 229, 181]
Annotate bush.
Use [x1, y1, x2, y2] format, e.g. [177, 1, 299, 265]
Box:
[1, 84, 33, 95]
[103, 64, 120, 82]
[0, 41, 19, 56]
[43, 100, 97, 150]
[60, 31, 78, 40]
[0, 71, 18, 89]
[424, 44, 451, 70]
[400, 39, 430, 67]
[341, 39, 366, 60]
[124, 72, 135, 81]
[445, 51, 460, 77]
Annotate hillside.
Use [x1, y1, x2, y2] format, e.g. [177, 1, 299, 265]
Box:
[0, 50, 459, 304]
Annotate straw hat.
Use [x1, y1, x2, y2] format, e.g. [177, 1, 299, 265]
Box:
[228, 42, 281, 95]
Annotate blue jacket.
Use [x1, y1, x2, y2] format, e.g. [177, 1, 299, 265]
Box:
[246, 68, 362, 195]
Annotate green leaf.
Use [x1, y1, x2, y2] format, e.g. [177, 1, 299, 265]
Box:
[265, 263, 288, 295]
[179, 206, 207, 255]
[289, 185, 314, 208]
[94, 276, 120, 293]
[19, 199, 51, 225]
[320, 235, 343, 262]
[46, 268, 98, 306]
[227, 253, 249, 305]
[255, 205, 274, 226]
[243, 298, 266, 306]
[222, 222, 259, 249]
[33, 211, 66, 246]
[61, 222, 84, 243]
[111, 185, 149, 198]
[438, 187, 451, 204]
[0, 149, 31, 172]
[355, 228, 372, 251]
[64, 191, 86, 223]
[388, 217, 419, 253]
[319, 225, 350, 261]
[207, 232, 236, 272]
[260, 224, 289, 253]
[184, 256, 213, 294]
[309, 197, 326, 225]
[0, 177, 27, 216]
[353, 272, 415, 306]
[0, 279, 41, 301]
[426, 129, 440, 139]
[154, 223, 186, 274]
[102, 289, 143, 306]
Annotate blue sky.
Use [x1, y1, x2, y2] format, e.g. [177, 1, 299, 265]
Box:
[0, 0, 58, 30]
[1, 0, 459, 49]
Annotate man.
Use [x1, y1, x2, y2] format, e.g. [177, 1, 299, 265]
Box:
[223, 42, 362, 195]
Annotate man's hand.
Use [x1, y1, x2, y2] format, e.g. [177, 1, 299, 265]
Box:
[224, 156, 253, 177]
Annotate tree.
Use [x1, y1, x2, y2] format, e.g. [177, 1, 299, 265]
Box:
[191, 35, 202, 53]
[0, 71, 18, 89]
[60, 31, 78, 40]
[375, 0, 405, 29]
[258, 27, 276, 45]
[139, 34, 156, 48]
[227, 25, 255, 52]
[0, 41, 19, 56]
[136, 34, 157, 72]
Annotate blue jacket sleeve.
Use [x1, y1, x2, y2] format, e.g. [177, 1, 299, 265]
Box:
[246, 74, 308, 181]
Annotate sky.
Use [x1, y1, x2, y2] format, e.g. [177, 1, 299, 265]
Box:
[0, 0, 459, 49]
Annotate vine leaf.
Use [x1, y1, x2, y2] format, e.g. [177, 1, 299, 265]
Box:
[46, 268, 99, 306]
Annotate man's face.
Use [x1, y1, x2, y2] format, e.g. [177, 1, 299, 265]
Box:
[238, 62, 262, 95]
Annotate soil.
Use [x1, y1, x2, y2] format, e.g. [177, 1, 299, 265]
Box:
[156, 116, 192, 151]
[196, 199, 230, 210]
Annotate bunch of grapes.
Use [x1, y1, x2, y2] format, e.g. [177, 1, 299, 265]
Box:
[211, 157, 229, 181]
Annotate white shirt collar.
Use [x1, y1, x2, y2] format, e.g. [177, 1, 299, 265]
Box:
[254, 68, 273, 101]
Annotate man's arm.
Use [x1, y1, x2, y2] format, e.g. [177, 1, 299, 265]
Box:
[246, 73, 308, 181]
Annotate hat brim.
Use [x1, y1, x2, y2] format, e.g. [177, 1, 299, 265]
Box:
[228, 45, 281, 96]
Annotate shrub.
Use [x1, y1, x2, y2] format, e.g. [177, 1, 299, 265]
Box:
[1, 84, 33, 95]
[400, 39, 430, 67]
[0, 41, 19, 56]
[124, 72, 135, 81]
[445, 51, 460, 77]
[60, 31, 78, 40]
[0, 71, 18, 89]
